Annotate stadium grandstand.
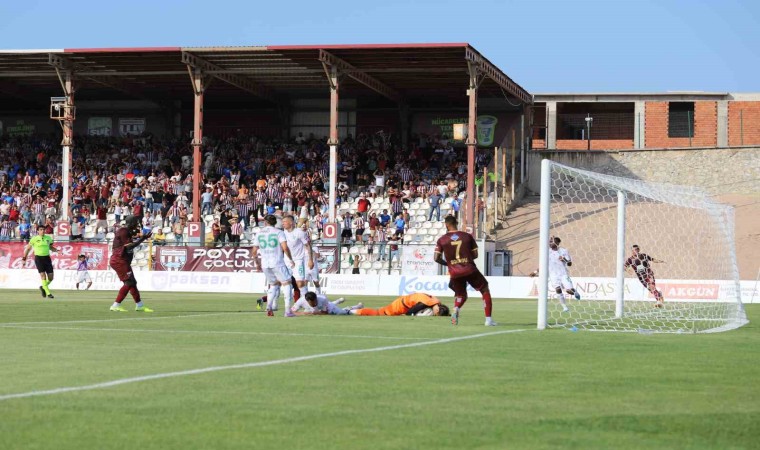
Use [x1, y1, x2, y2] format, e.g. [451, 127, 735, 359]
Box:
[0, 44, 531, 275]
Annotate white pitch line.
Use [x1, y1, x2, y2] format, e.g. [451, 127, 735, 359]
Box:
[0, 328, 528, 401]
[0, 311, 252, 327]
[0, 325, 437, 341]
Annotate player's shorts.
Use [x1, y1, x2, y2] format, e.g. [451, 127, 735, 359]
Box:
[325, 302, 347, 315]
[550, 275, 574, 291]
[263, 264, 292, 285]
[305, 258, 319, 282]
[341, 229, 353, 238]
[448, 270, 488, 297]
[292, 260, 307, 281]
[636, 272, 656, 290]
[34, 255, 54, 274]
[110, 258, 135, 283]
[77, 271, 92, 283]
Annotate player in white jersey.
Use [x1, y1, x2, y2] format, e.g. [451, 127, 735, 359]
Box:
[76, 254, 93, 290]
[301, 220, 323, 294]
[530, 236, 580, 312]
[252, 215, 296, 317]
[282, 215, 313, 291]
[290, 291, 363, 315]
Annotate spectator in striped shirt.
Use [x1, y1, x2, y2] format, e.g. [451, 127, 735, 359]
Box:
[237, 198, 253, 229]
[0, 218, 12, 241]
[229, 217, 243, 247]
[353, 213, 365, 243]
[399, 165, 413, 184]
[341, 214, 353, 244]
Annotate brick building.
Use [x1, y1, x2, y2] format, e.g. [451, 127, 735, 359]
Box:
[532, 93, 760, 150]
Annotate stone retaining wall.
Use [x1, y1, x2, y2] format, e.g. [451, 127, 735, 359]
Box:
[525, 147, 760, 195]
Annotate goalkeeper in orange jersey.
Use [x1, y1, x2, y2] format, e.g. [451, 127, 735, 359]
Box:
[349, 293, 450, 316]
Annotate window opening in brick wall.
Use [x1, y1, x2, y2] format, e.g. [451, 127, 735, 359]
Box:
[668, 102, 694, 138]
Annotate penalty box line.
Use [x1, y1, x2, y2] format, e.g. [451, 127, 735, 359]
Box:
[1, 325, 441, 341]
[0, 328, 529, 402]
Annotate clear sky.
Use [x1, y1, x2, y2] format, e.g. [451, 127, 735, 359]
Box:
[1, 0, 758, 93]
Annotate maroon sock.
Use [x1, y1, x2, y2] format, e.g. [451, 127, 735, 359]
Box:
[455, 296, 467, 309]
[482, 291, 493, 318]
[129, 286, 141, 303]
[292, 278, 301, 301]
[115, 285, 130, 303]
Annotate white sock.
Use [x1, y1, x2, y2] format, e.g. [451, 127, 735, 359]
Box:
[281, 284, 293, 312]
[136, 301, 144, 308]
[315, 286, 322, 295]
[558, 293, 568, 309]
[268, 284, 280, 310]
[111, 302, 119, 308]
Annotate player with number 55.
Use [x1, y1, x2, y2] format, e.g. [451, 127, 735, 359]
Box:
[252, 215, 296, 317]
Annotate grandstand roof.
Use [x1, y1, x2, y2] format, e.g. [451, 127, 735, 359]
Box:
[0, 44, 531, 109]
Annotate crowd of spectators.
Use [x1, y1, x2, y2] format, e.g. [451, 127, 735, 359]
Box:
[0, 130, 495, 245]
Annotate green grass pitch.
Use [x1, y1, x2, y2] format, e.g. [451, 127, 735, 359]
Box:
[0, 289, 758, 450]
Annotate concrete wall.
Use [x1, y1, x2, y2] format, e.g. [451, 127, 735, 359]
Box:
[526, 147, 760, 195]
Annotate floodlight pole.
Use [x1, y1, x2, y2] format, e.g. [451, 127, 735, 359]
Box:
[464, 63, 479, 232]
[60, 71, 74, 222]
[326, 64, 340, 223]
[188, 67, 209, 222]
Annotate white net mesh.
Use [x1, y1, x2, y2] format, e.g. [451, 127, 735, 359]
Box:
[539, 161, 748, 334]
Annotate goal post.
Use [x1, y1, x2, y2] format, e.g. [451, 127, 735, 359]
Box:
[537, 159, 748, 334]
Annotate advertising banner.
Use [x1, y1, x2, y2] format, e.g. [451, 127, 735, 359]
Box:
[118, 118, 146, 136]
[5, 119, 35, 137]
[400, 245, 438, 276]
[155, 245, 340, 274]
[0, 269, 757, 302]
[412, 112, 516, 148]
[154, 246, 259, 272]
[0, 242, 109, 270]
[313, 244, 339, 274]
[319, 274, 380, 296]
[88, 117, 113, 136]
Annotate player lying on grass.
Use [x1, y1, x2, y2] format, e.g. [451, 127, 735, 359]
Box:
[530, 236, 580, 312]
[624, 244, 665, 307]
[349, 293, 450, 316]
[290, 292, 364, 315]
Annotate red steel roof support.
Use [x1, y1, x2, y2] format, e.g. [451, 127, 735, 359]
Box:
[319, 50, 403, 103]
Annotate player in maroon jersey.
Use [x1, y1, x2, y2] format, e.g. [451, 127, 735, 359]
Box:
[434, 216, 495, 326]
[624, 244, 665, 307]
[108, 216, 154, 312]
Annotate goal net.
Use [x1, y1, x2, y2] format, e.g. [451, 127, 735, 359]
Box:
[537, 160, 748, 334]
